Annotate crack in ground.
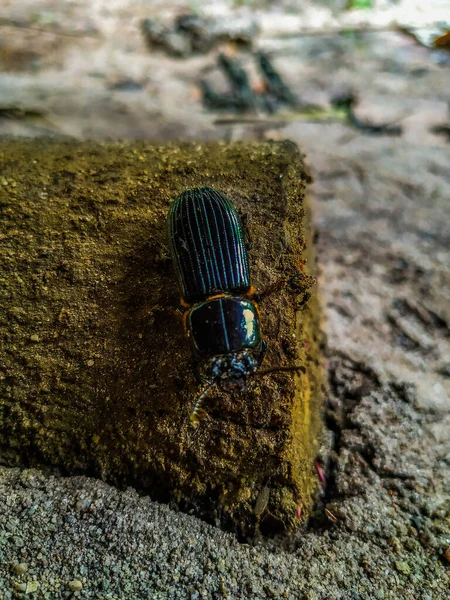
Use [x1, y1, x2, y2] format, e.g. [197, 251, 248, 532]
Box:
[307, 350, 422, 531]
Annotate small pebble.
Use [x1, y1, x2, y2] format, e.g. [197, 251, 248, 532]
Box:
[389, 537, 402, 554]
[68, 580, 83, 591]
[395, 560, 411, 575]
[12, 562, 28, 575]
[26, 581, 39, 593]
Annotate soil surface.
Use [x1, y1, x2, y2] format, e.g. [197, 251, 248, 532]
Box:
[0, 1, 449, 598]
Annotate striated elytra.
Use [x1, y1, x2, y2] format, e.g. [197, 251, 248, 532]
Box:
[168, 186, 251, 302]
[168, 187, 267, 423]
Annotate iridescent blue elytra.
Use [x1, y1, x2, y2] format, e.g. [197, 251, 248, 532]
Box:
[167, 187, 267, 423]
[168, 186, 251, 303]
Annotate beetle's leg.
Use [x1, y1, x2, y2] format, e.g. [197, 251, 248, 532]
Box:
[172, 299, 191, 322]
[251, 278, 285, 302]
[190, 381, 215, 427]
[250, 275, 292, 302]
[157, 305, 186, 324]
[147, 305, 185, 324]
[297, 291, 312, 310]
[251, 271, 315, 303]
[171, 307, 183, 320]
[257, 364, 304, 377]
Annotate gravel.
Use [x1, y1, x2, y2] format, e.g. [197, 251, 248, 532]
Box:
[0, 465, 448, 599]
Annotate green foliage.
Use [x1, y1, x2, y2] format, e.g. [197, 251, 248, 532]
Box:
[348, 0, 373, 9]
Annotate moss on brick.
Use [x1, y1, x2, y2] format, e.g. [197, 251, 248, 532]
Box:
[0, 139, 324, 534]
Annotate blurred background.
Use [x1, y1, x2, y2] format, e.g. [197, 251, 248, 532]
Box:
[1, 0, 448, 146]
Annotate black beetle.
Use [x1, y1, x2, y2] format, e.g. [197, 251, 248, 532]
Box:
[168, 186, 305, 424]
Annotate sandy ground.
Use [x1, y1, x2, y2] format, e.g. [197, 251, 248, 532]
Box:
[0, 1, 449, 598]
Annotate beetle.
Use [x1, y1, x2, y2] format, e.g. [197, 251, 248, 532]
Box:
[167, 186, 305, 425]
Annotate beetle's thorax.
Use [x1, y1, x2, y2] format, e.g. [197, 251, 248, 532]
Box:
[204, 351, 260, 392]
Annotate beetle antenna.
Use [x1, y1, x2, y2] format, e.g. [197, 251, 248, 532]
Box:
[256, 365, 303, 377]
[190, 381, 215, 426]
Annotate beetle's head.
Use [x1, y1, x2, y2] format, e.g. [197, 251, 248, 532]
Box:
[206, 351, 259, 393]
